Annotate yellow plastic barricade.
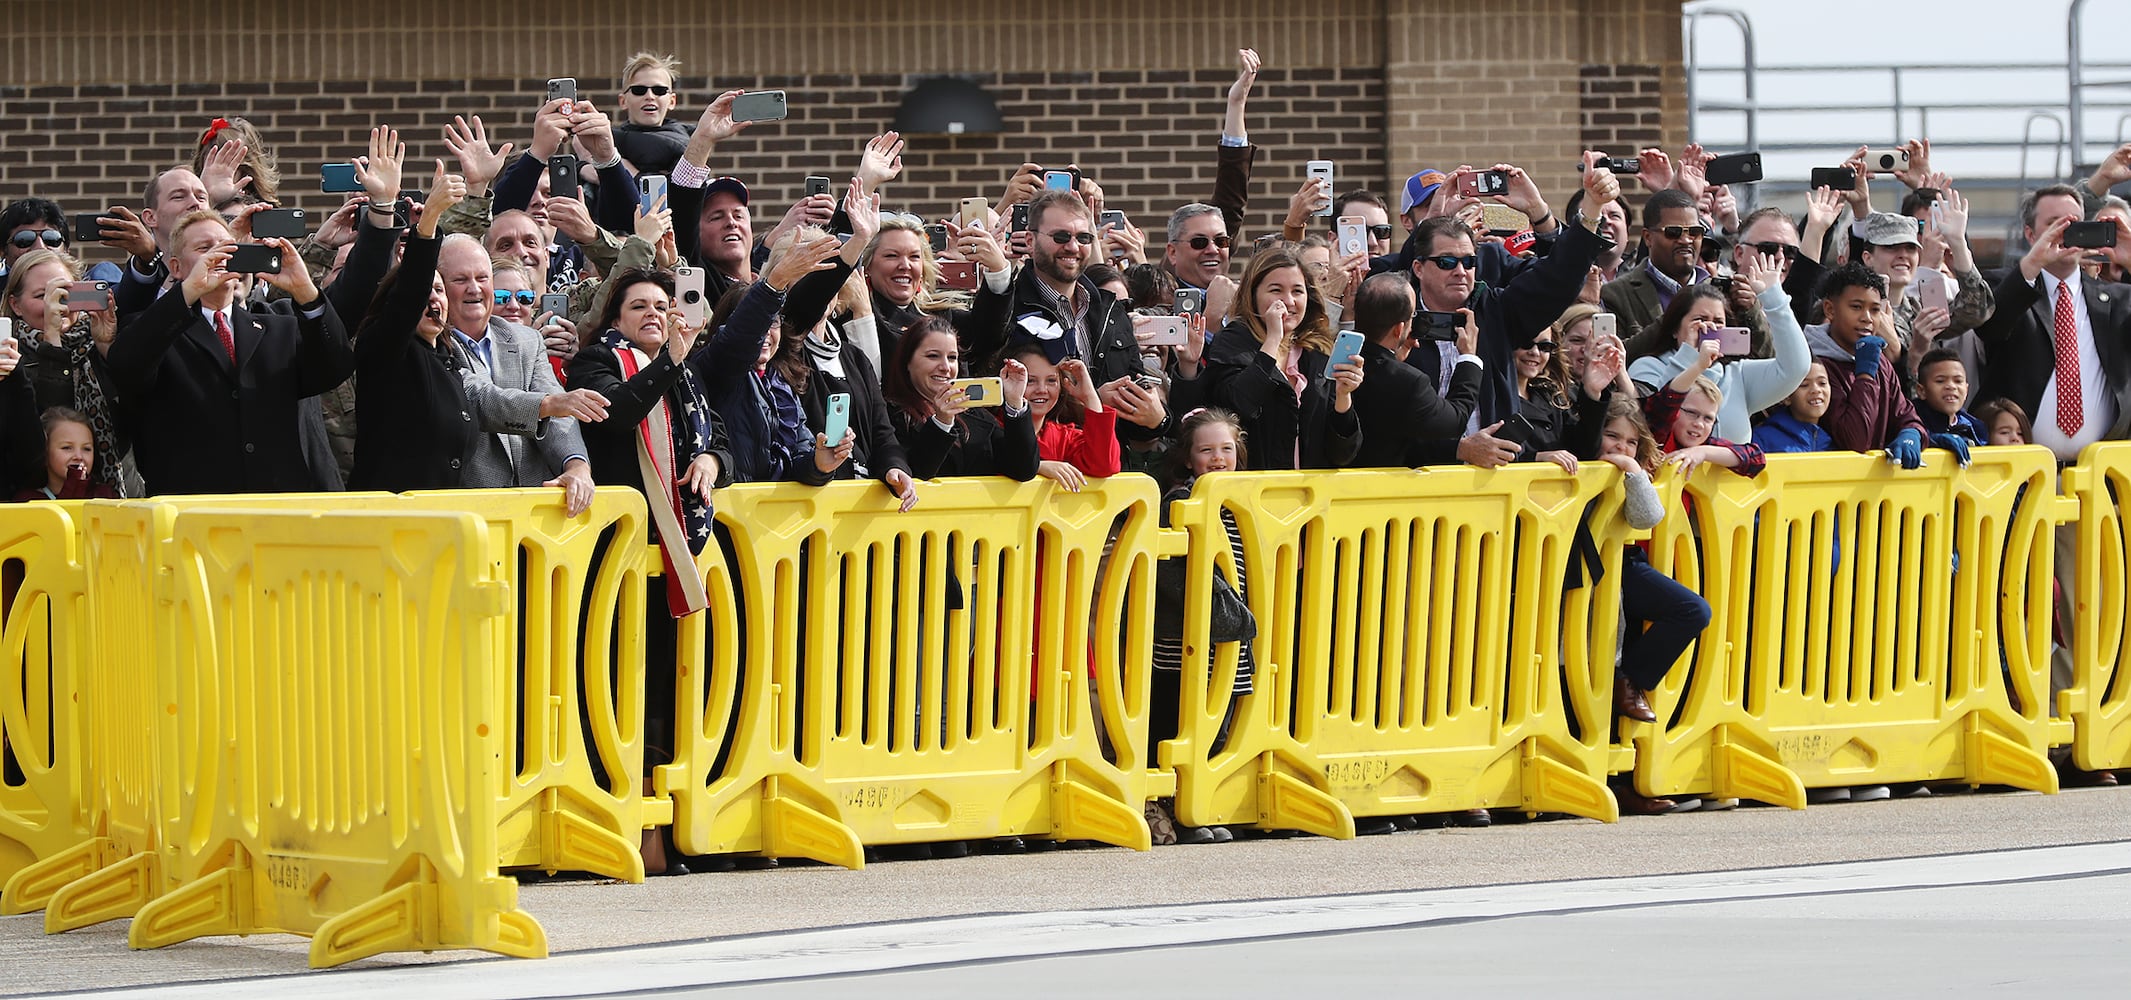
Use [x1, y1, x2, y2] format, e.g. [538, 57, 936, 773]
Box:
[119, 508, 542, 967]
[0, 503, 92, 897]
[2065, 441, 2131, 771]
[1161, 467, 1632, 835]
[1633, 449, 2063, 803]
[664, 476, 1162, 865]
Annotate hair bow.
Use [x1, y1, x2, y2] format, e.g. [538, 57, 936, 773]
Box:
[200, 117, 231, 146]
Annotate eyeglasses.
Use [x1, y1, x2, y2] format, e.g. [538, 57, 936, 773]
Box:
[1655, 225, 1708, 240]
[1368, 224, 1394, 240]
[1179, 234, 1233, 251]
[625, 85, 672, 97]
[493, 290, 539, 305]
[9, 229, 64, 250]
[1747, 241, 1803, 261]
[1424, 254, 1480, 271]
[1044, 230, 1096, 246]
[1523, 340, 1559, 354]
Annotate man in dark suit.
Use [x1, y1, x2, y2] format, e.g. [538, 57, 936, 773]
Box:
[104, 210, 354, 495]
[1973, 183, 2131, 785]
[1609, 189, 1771, 359]
[1347, 274, 1483, 468]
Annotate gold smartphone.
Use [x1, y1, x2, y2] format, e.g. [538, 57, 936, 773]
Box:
[950, 376, 1005, 407]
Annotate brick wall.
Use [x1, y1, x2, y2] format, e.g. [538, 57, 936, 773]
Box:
[1580, 65, 1668, 156]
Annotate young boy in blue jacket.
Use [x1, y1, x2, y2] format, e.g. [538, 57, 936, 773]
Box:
[1914, 347, 1987, 444]
[1755, 359, 1835, 453]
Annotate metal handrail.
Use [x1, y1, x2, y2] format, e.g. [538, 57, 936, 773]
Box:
[2072, 0, 2091, 165]
[1685, 6, 1757, 209]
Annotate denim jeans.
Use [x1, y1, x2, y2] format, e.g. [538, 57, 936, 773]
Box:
[1619, 548, 1712, 691]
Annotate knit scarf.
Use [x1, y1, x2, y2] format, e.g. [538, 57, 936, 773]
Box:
[606, 328, 716, 616]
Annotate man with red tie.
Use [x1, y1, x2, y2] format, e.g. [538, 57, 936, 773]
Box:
[104, 209, 355, 494]
[1974, 183, 2131, 785]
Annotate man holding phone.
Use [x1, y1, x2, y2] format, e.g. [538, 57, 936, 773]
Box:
[0, 198, 123, 286]
[1345, 274, 1484, 468]
[1005, 190, 1166, 440]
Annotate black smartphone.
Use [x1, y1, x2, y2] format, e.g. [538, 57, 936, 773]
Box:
[250, 207, 307, 240]
[549, 154, 580, 201]
[2064, 221, 2120, 249]
[1705, 152, 1764, 186]
[804, 175, 831, 199]
[1809, 166, 1857, 191]
[1415, 309, 1461, 341]
[924, 223, 949, 253]
[72, 213, 107, 243]
[1580, 156, 1641, 175]
[1010, 203, 1029, 233]
[227, 244, 282, 274]
[729, 90, 787, 123]
[546, 77, 577, 104]
[1494, 414, 1540, 448]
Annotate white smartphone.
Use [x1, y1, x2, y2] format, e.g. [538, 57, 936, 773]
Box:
[1590, 313, 1617, 340]
[1336, 215, 1367, 258]
[0, 317, 12, 343]
[1137, 315, 1189, 347]
[1306, 160, 1335, 217]
[958, 197, 990, 229]
[821, 392, 851, 448]
[1915, 267, 1951, 314]
[674, 265, 707, 328]
[1864, 147, 1910, 174]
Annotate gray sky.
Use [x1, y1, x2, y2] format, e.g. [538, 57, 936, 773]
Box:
[1683, 0, 2131, 180]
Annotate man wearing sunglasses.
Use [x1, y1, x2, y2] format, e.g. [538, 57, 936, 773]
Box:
[1607, 188, 1769, 358]
[2, 198, 124, 287]
[1007, 190, 1168, 438]
[613, 51, 691, 176]
[1163, 203, 1233, 293]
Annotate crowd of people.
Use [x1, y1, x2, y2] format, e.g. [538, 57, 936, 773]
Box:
[3, 47, 2128, 865]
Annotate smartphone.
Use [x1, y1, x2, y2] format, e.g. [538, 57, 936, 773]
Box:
[1810, 166, 1857, 191]
[1324, 329, 1364, 377]
[821, 392, 851, 449]
[1479, 204, 1529, 234]
[2063, 221, 2120, 249]
[545, 78, 577, 104]
[1590, 313, 1617, 340]
[957, 197, 990, 229]
[1914, 268, 1950, 314]
[1042, 169, 1075, 192]
[1704, 151, 1764, 186]
[1138, 315, 1189, 347]
[64, 280, 112, 311]
[1703, 326, 1753, 357]
[1010, 203, 1029, 233]
[1864, 147, 1910, 174]
[227, 244, 281, 274]
[548, 154, 580, 201]
[539, 292, 571, 322]
[950, 376, 1004, 407]
[320, 162, 363, 193]
[1416, 309, 1461, 341]
[803, 175, 832, 200]
[1306, 160, 1335, 216]
[729, 90, 787, 123]
[250, 207, 307, 240]
[1099, 209, 1126, 231]
[1174, 287, 1206, 319]
[1581, 156, 1642, 174]
[674, 265, 707, 328]
[0, 318, 11, 343]
[638, 174, 670, 211]
[73, 212, 108, 243]
[1495, 414, 1540, 448]
[1462, 170, 1510, 197]
[924, 224, 949, 253]
[1336, 215, 1368, 258]
[938, 260, 978, 291]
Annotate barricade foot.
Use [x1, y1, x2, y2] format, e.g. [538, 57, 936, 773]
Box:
[1520, 744, 1618, 823]
[308, 878, 548, 969]
[44, 850, 159, 934]
[129, 864, 247, 951]
[1258, 767, 1353, 839]
[1050, 775, 1151, 851]
[541, 809, 645, 883]
[1713, 729, 1807, 809]
[764, 794, 864, 870]
[1, 836, 117, 915]
[1966, 720, 2058, 794]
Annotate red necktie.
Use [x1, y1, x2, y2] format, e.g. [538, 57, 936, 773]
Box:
[2053, 282, 2081, 436]
[213, 311, 237, 366]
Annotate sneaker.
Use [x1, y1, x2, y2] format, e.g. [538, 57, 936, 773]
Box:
[1208, 826, 1235, 842]
[1665, 797, 1703, 813]
[1176, 825, 1216, 844]
[1699, 797, 1739, 811]
[1806, 787, 1852, 804]
[1851, 785, 1892, 802]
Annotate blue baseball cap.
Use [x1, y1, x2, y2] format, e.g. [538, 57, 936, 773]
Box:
[1399, 169, 1447, 216]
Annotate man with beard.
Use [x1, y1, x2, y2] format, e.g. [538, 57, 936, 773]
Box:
[1004, 190, 1167, 438]
[1604, 189, 1718, 351]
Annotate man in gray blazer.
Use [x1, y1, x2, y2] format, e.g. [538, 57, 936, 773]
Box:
[437, 235, 607, 514]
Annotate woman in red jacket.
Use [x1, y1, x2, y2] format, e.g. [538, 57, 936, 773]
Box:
[1001, 343, 1120, 491]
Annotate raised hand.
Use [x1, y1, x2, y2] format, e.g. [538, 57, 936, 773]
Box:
[857, 132, 905, 195]
[999, 358, 1030, 411]
[1227, 48, 1262, 105]
[763, 233, 844, 292]
[1893, 138, 1934, 189]
[1636, 147, 1675, 192]
[567, 103, 619, 164]
[1059, 358, 1102, 411]
[1936, 187, 1971, 244]
[419, 160, 467, 237]
[181, 244, 236, 303]
[545, 194, 598, 245]
[843, 178, 881, 256]
[443, 115, 513, 190]
[634, 199, 673, 246]
[1493, 163, 1549, 222]
[1673, 142, 1713, 201]
[1580, 151, 1623, 211]
[696, 90, 756, 143]
[200, 138, 253, 205]
[256, 237, 322, 304]
[352, 126, 404, 205]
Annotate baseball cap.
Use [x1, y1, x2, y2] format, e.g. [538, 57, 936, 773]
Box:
[1857, 211, 1922, 248]
[1398, 169, 1447, 216]
[704, 176, 750, 205]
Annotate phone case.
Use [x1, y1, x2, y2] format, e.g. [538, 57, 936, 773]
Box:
[952, 378, 1004, 406]
[639, 175, 669, 209]
[540, 293, 570, 320]
[320, 163, 363, 193]
[1140, 316, 1189, 346]
[1337, 217, 1367, 258]
[805, 176, 831, 198]
[1306, 161, 1335, 216]
[251, 209, 307, 240]
[674, 266, 707, 325]
[821, 393, 851, 447]
[549, 156, 580, 201]
[730, 91, 787, 122]
[1704, 152, 1764, 186]
[1325, 331, 1364, 376]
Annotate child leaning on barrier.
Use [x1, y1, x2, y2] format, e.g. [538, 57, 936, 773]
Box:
[1147, 408, 1257, 845]
[1754, 360, 1835, 453]
[1914, 348, 1987, 445]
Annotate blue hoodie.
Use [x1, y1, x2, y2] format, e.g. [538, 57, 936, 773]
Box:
[1919, 407, 1986, 444]
[1754, 409, 1834, 453]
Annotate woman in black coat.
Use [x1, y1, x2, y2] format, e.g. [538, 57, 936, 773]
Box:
[881, 315, 1037, 481]
[1192, 247, 1365, 470]
[350, 168, 475, 492]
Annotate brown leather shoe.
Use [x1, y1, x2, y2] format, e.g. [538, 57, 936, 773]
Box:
[1615, 676, 1657, 722]
[1617, 786, 1676, 815]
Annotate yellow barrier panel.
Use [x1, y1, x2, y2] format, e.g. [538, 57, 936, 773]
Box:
[122, 508, 543, 967]
[1161, 467, 1632, 835]
[2066, 441, 2131, 772]
[1634, 448, 2063, 802]
[664, 476, 1161, 864]
[0, 504, 92, 897]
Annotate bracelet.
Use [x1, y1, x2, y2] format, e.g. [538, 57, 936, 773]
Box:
[367, 200, 398, 215]
[1530, 211, 1553, 229]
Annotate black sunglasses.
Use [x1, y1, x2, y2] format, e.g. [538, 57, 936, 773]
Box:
[9, 229, 64, 250]
[1523, 340, 1559, 354]
[1180, 234, 1233, 250]
[492, 289, 539, 305]
[625, 85, 672, 97]
[1368, 224, 1394, 239]
[1044, 230, 1095, 246]
[1424, 254, 1480, 271]
[1748, 241, 1803, 261]
[1656, 225, 1708, 240]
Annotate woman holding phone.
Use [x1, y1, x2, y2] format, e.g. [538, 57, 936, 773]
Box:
[882, 315, 1037, 481]
[1626, 250, 1808, 444]
[1191, 247, 1364, 470]
[854, 215, 1013, 366]
[694, 233, 851, 485]
[0, 248, 125, 493]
